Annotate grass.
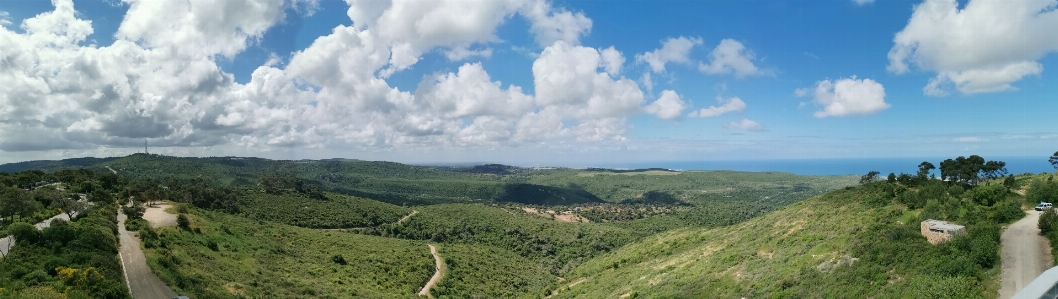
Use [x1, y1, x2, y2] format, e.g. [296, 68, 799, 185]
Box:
[143, 207, 561, 299]
[549, 183, 1007, 298]
[236, 190, 411, 228]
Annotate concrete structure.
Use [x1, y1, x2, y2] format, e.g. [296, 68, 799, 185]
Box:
[921, 219, 966, 245]
[1012, 266, 1058, 299]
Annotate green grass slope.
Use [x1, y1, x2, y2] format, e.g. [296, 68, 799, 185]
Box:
[141, 207, 559, 299]
[366, 203, 642, 275]
[550, 184, 1006, 299]
[237, 190, 411, 229]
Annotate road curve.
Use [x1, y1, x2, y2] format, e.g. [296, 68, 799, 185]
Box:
[397, 210, 418, 224]
[999, 210, 1053, 298]
[418, 244, 444, 298]
[118, 210, 178, 299]
[1, 209, 83, 257]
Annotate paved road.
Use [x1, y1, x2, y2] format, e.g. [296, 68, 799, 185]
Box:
[1, 207, 84, 257]
[118, 210, 178, 299]
[999, 210, 1053, 298]
[418, 244, 444, 298]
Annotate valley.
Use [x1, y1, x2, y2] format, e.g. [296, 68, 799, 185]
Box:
[0, 154, 1054, 298]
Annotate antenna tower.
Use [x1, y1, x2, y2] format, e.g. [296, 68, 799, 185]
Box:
[144, 138, 149, 154]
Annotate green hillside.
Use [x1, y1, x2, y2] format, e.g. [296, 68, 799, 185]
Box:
[547, 181, 1021, 298]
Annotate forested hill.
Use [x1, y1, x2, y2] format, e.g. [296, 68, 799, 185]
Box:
[0, 154, 856, 208]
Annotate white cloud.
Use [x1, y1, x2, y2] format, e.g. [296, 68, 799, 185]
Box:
[0, 0, 681, 157]
[635, 36, 702, 73]
[954, 137, 986, 143]
[640, 72, 653, 92]
[644, 90, 687, 120]
[687, 96, 746, 118]
[698, 39, 767, 77]
[0, 11, 11, 27]
[599, 46, 624, 76]
[520, 0, 592, 46]
[117, 0, 286, 58]
[809, 76, 889, 118]
[888, 0, 1058, 96]
[794, 88, 808, 97]
[724, 119, 765, 131]
[851, 0, 875, 5]
[444, 46, 493, 61]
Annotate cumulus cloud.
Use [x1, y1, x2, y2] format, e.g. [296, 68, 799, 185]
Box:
[809, 76, 889, 118]
[640, 72, 653, 92]
[0, 0, 677, 156]
[644, 90, 687, 120]
[688, 96, 746, 118]
[724, 119, 765, 131]
[635, 36, 702, 73]
[698, 39, 767, 77]
[888, 0, 1058, 96]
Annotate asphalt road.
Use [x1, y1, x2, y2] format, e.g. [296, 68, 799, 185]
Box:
[1, 206, 83, 257]
[118, 210, 178, 299]
[999, 210, 1052, 299]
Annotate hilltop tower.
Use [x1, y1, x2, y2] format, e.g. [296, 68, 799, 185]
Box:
[144, 138, 149, 154]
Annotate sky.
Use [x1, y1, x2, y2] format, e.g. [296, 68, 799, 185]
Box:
[0, 0, 1056, 166]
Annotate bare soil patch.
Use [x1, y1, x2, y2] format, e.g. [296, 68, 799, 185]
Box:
[143, 203, 178, 228]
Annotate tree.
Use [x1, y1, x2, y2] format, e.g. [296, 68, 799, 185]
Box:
[1, 187, 40, 223]
[887, 173, 897, 183]
[917, 161, 936, 179]
[981, 160, 1008, 181]
[1027, 179, 1058, 205]
[860, 171, 880, 185]
[1050, 151, 1058, 170]
[52, 195, 87, 219]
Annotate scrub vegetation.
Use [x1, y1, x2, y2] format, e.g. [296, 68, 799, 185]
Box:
[1, 153, 1053, 298]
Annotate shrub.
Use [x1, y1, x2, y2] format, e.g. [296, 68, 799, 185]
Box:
[970, 184, 1006, 207]
[177, 214, 190, 230]
[1027, 179, 1058, 205]
[332, 254, 347, 265]
[1040, 209, 1058, 234]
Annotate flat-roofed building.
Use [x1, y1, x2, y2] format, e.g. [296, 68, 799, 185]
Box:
[921, 219, 966, 245]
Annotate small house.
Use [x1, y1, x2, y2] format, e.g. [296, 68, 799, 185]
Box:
[920, 219, 966, 245]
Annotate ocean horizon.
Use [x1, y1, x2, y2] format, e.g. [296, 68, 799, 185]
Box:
[586, 156, 1056, 176]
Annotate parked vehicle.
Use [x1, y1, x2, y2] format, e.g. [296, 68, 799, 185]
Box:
[1035, 202, 1052, 211]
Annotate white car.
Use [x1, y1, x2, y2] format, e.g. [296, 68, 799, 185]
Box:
[1035, 203, 1053, 211]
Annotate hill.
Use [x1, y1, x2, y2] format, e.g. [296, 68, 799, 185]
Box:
[547, 181, 1022, 298]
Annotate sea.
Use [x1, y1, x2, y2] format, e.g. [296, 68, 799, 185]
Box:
[589, 156, 1055, 176]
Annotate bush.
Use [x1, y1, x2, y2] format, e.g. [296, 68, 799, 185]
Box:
[332, 254, 347, 265]
[122, 206, 144, 219]
[177, 214, 190, 230]
[970, 184, 1007, 207]
[1040, 209, 1058, 234]
[1027, 179, 1058, 205]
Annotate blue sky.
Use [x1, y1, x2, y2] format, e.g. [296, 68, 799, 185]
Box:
[1, 0, 1055, 166]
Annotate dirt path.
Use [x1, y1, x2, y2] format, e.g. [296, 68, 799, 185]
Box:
[118, 210, 178, 299]
[418, 244, 444, 298]
[999, 210, 1053, 298]
[397, 210, 418, 224]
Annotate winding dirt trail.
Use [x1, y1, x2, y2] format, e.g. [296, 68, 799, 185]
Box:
[418, 244, 444, 298]
[397, 210, 418, 224]
[999, 210, 1053, 298]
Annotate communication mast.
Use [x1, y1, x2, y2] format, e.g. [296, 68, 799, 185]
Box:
[144, 138, 149, 154]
